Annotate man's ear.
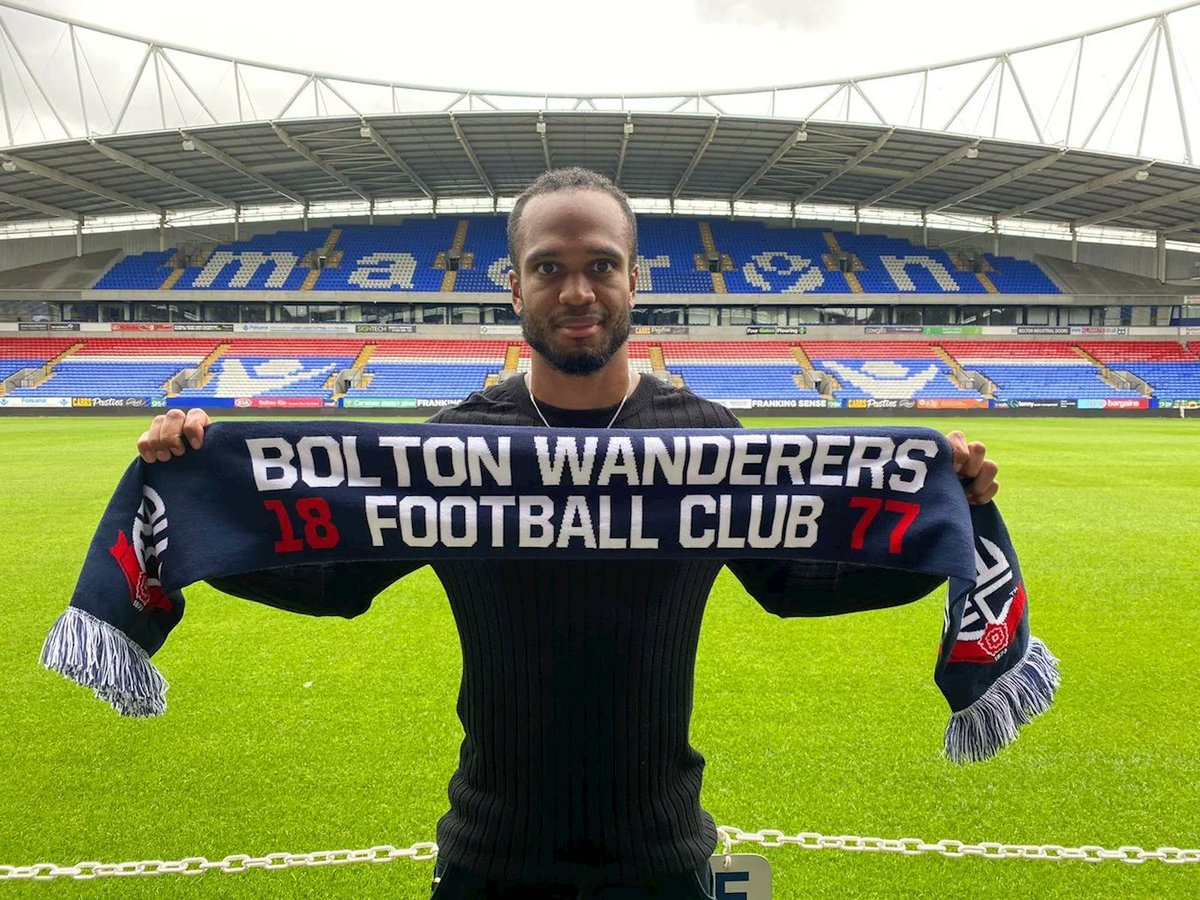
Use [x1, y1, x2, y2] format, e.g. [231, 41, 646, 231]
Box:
[509, 268, 523, 315]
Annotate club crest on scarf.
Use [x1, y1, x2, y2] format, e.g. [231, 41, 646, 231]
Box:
[950, 534, 1026, 664]
[108, 485, 173, 613]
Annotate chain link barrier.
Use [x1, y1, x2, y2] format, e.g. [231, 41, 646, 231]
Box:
[3, 828, 1198, 882]
[716, 827, 1200, 865]
[0, 842, 438, 882]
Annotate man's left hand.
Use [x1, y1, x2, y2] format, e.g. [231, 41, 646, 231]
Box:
[947, 430, 999, 506]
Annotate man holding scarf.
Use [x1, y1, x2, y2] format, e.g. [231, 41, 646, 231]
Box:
[137, 169, 999, 899]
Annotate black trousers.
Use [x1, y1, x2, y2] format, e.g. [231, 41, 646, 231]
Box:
[430, 858, 717, 899]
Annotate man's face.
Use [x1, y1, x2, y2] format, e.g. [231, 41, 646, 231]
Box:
[510, 189, 638, 376]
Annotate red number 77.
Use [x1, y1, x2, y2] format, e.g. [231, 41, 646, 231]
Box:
[849, 497, 921, 554]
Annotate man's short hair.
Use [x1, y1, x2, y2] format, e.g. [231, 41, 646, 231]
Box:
[507, 167, 638, 270]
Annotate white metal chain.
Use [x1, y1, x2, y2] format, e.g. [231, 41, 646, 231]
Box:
[716, 827, 1200, 865]
[3, 828, 1199, 882]
[0, 842, 438, 882]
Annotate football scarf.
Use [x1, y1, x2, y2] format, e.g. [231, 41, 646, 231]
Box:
[42, 422, 1058, 763]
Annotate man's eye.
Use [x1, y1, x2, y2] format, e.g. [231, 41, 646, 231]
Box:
[534, 262, 558, 276]
[593, 260, 615, 274]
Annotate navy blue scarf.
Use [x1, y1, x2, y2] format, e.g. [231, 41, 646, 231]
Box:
[42, 422, 1058, 763]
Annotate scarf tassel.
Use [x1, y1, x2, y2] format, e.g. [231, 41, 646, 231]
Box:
[40, 606, 168, 717]
[944, 636, 1059, 764]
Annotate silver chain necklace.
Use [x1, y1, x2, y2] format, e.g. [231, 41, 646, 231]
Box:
[526, 372, 633, 429]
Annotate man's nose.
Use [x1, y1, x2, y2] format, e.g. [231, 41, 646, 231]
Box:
[559, 270, 595, 305]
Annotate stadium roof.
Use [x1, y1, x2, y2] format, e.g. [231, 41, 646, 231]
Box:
[0, 114, 1198, 238]
[2, 1, 1200, 242]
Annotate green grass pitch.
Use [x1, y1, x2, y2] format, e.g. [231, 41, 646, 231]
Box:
[1, 415, 1198, 898]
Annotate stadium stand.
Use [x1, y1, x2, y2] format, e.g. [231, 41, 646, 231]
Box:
[315, 223, 454, 292]
[178, 232, 329, 291]
[176, 339, 363, 401]
[0, 338, 78, 382]
[347, 340, 506, 400]
[636, 219, 714, 293]
[939, 341, 1144, 400]
[451, 217, 510, 293]
[92, 219, 1063, 296]
[660, 342, 825, 400]
[984, 255, 1061, 293]
[3, 338, 1199, 405]
[841, 233, 989, 294]
[9, 338, 216, 398]
[1078, 341, 1200, 400]
[625, 342, 657, 376]
[92, 250, 175, 290]
[802, 341, 982, 400]
[708, 221, 850, 293]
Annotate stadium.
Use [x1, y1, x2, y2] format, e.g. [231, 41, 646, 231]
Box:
[1, 1, 1198, 897]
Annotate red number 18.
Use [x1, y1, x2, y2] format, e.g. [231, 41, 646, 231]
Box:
[263, 498, 340, 553]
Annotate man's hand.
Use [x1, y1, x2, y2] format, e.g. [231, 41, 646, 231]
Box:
[137, 408, 210, 463]
[947, 430, 999, 506]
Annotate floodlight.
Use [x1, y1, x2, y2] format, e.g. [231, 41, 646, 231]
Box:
[1, 160, 16, 172]
[181, 139, 195, 151]
[966, 147, 979, 159]
[795, 130, 808, 143]
[536, 121, 547, 134]
[1135, 169, 1150, 181]
[623, 122, 634, 137]
[359, 124, 372, 138]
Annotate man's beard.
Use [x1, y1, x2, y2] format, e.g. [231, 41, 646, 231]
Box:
[521, 306, 631, 376]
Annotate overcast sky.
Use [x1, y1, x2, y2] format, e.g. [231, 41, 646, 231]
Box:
[19, 0, 1182, 94]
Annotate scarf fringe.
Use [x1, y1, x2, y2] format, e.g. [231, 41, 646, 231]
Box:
[40, 606, 168, 717]
[944, 636, 1059, 764]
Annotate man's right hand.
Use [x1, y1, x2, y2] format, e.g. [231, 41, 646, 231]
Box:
[137, 408, 210, 463]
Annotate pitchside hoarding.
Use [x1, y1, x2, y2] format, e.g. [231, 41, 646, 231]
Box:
[0, 396, 71, 407]
[745, 326, 806, 335]
[717, 399, 841, 409]
[234, 398, 328, 409]
[163, 398, 234, 408]
[343, 398, 423, 409]
[70, 398, 147, 408]
[1076, 398, 1151, 410]
[633, 325, 689, 335]
[1, 395, 1176, 412]
[354, 324, 418, 334]
[1006, 400, 1078, 409]
[915, 398, 991, 410]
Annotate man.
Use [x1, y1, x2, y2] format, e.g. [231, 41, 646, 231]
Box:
[139, 168, 998, 899]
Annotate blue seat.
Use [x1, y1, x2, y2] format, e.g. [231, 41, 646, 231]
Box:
[90, 220, 1061, 297]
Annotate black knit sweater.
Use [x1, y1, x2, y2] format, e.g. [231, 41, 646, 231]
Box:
[210, 375, 942, 882]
